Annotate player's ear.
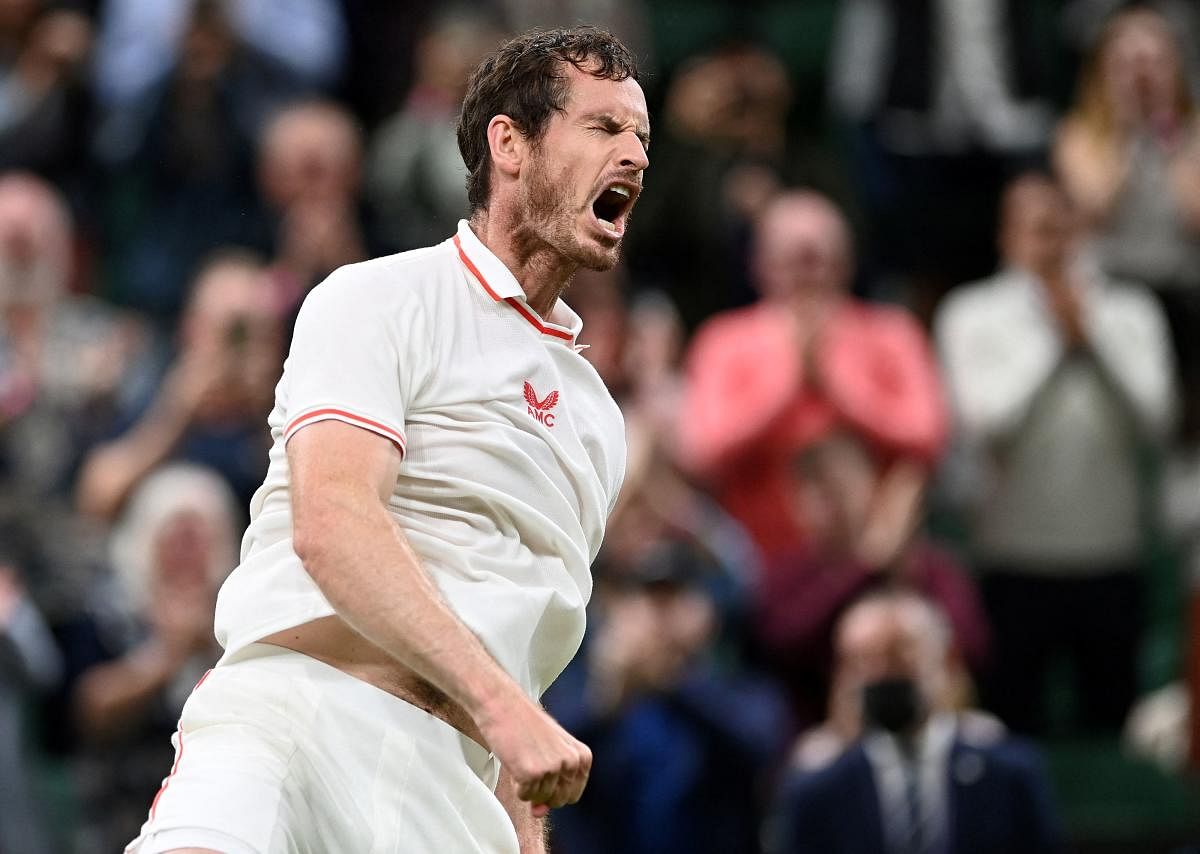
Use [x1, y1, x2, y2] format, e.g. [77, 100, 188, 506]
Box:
[486, 115, 526, 180]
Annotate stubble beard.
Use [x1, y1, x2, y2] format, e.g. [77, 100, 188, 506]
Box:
[520, 147, 620, 273]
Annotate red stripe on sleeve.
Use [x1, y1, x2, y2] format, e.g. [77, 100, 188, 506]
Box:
[284, 408, 407, 453]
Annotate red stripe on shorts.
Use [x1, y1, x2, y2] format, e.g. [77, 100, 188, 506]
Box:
[149, 668, 213, 820]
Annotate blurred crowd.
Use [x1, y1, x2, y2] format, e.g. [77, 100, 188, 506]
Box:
[1, 0, 1199, 852]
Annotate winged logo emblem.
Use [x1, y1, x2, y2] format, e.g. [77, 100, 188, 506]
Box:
[524, 381, 559, 411]
[524, 381, 560, 426]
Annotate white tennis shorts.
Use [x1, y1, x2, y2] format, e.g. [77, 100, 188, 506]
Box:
[125, 643, 520, 854]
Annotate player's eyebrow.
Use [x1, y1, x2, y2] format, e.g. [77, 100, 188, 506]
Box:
[584, 111, 651, 148]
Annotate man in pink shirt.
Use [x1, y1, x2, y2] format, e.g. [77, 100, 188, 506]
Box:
[679, 191, 947, 564]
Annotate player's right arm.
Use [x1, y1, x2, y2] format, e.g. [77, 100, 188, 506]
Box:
[287, 419, 591, 812]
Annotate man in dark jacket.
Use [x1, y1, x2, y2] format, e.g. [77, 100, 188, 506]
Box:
[772, 589, 1063, 854]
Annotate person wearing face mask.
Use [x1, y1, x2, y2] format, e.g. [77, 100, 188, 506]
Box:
[770, 590, 1063, 854]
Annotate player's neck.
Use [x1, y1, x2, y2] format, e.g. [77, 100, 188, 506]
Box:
[468, 211, 576, 320]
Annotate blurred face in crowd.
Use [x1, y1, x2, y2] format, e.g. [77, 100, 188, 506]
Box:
[114, 465, 239, 615]
[1000, 177, 1077, 280]
[835, 596, 949, 720]
[416, 14, 504, 102]
[259, 103, 364, 209]
[515, 62, 650, 272]
[1101, 11, 1186, 123]
[0, 175, 70, 369]
[182, 257, 282, 411]
[652, 580, 715, 671]
[0, 174, 69, 312]
[152, 509, 218, 596]
[618, 577, 716, 689]
[184, 259, 276, 356]
[753, 193, 852, 302]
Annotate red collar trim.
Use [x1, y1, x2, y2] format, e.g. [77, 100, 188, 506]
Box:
[453, 234, 576, 343]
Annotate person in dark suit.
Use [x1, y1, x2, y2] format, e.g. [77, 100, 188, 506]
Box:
[771, 589, 1064, 854]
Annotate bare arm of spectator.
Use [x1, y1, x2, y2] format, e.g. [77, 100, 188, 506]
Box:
[1170, 126, 1200, 233]
[0, 566, 61, 692]
[75, 352, 227, 520]
[73, 641, 191, 743]
[855, 458, 927, 570]
[1053, 121, 1132, 226]
[817, 306, 945, 568]
[73, 578, 213, 743]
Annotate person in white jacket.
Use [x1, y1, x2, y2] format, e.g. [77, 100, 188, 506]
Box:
[935, 172, 1176, 737]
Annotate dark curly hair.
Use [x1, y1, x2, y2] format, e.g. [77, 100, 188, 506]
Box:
[456, 26, 640, 212]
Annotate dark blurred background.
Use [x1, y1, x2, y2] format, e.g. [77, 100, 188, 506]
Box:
[0, 0, 1198, 852]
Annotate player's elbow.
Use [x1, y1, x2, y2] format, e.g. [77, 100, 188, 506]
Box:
[291, 497, 343, 580]
[291, 519, 320, 570]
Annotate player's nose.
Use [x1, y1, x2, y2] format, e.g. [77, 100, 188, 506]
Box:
[616, 134, 649, 172]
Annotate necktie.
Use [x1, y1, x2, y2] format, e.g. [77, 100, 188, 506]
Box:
[901, 761, 929, 854]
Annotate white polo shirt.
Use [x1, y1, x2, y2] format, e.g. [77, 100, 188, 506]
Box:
[214, 220, 626, 699]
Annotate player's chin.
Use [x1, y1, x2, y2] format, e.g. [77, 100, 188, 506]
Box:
[576, 241, 621, 272]
[573, 221, 622, 270]
[588, 241, 623, 270]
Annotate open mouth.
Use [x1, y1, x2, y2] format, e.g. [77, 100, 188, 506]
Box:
[590, 183, 636, 234]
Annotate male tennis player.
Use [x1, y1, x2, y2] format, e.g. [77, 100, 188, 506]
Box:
[127, 25, 648, 854]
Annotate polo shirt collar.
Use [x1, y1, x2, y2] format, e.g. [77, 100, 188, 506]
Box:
[456, 219, 524, 300]
[454, 220, 585, 348]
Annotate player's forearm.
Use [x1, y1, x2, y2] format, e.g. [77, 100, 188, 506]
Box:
[294, 492, 519, 724]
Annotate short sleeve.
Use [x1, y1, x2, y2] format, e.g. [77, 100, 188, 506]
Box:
[281, 267, 423, 455]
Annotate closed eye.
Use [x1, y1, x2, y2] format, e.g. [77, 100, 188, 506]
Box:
[584, 114, 650, 152]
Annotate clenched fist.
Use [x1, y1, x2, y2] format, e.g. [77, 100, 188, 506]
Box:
[475, 686, 592, 817]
